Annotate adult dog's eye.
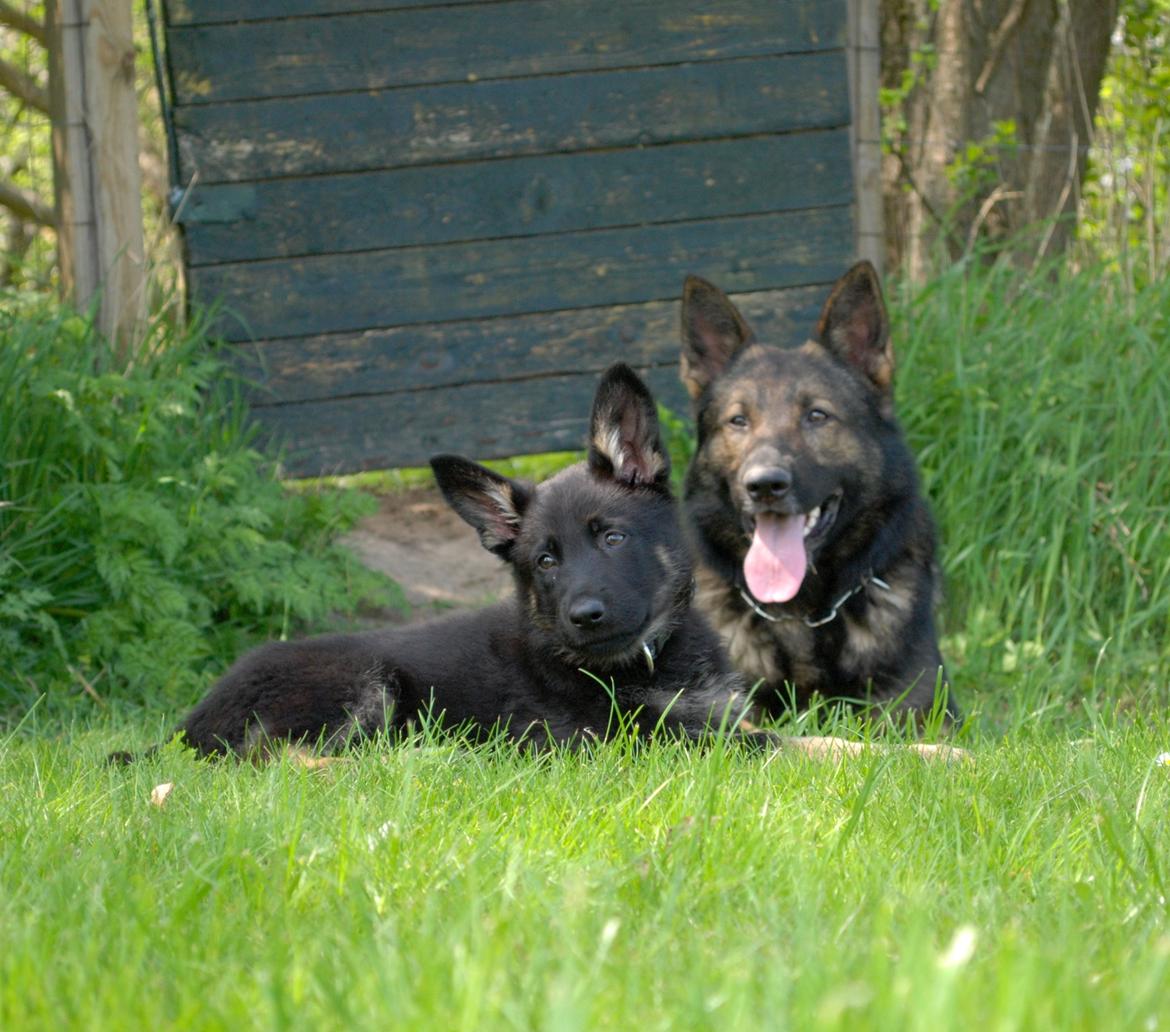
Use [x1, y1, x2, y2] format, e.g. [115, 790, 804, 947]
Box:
[728, 413, 749, 429]
[536, 553, 558, 571]
[603, 531, 627, 547]
[806, 408, 831, 425]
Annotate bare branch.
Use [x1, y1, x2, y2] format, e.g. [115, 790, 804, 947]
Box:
[975, 0, 1033, 95]
[1029, 127, 1080, 273]
[891, 145, 966, 256]
[70, 665, 107, 707]
[0, 1, 46, 46]
[0, 215, 34, 286]
[0, 177, 54, 226]
[965, 185, 1024, 255]
[0, 56, 49, 114]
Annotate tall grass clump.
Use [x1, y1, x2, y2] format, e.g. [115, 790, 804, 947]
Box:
[892, 260, 1170, 726]
[0, 296, 401, 716]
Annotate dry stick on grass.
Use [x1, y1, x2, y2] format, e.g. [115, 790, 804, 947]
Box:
[69, 666, 106, 707]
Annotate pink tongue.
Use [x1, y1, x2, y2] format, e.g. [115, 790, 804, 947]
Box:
[744, 513, 807, 603]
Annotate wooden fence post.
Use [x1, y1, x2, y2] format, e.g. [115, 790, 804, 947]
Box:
[47, 0, 145, 355]
[848, 0, 885, 277]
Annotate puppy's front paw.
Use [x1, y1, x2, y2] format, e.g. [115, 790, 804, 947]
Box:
[909, 742, 971, 763]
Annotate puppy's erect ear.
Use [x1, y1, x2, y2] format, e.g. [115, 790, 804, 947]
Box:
[815, 261, 894, 394]
[680, 275, 756, 399]
[430, 455, 533, 558]
[588, 363, 670, 490]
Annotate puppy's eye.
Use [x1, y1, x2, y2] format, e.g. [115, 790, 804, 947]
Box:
[603, 530, 627, 547]
[536, 554, 558, 571]
[728, 413, 749, 429]
[806, 408, 831, 425]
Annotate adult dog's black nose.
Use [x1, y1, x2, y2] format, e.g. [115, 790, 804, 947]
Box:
[744, 466, 793, 501]
[568, 597, 607, 628]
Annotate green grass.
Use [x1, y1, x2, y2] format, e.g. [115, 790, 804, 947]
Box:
[2, 260, 1169, 1028]
[894, 258, 1170, 728]
[295, 451, 586, 495]
[3, 717, 1170, 1029]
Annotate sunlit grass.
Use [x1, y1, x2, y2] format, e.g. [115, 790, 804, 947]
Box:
[2, 713, 1169, 1029]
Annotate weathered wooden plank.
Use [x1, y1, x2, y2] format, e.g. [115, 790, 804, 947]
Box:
[229, 286, 829, 405]
[192, 206, 854, 342]
[848, 0, 884, 273]
[173, 51, 849, 184]
[168, 0, 844, 105]
[252, 366, 694, 476]
[180, 131, 853, 266]
[49, 0, 145, 352]
[166, 0, 521, 27]
[166, 0, 847, 31]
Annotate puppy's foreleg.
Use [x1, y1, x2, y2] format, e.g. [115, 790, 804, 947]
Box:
[777, 735, 969, 763]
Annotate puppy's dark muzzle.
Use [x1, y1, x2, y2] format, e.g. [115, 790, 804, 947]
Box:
[563, 593, 622, 647]
[568, 596, 607, 630]
[561, 592, 648, 660]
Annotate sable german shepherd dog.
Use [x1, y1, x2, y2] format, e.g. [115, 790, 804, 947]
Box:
[136, 364, 767, 758]
[680, 262, 958, 724]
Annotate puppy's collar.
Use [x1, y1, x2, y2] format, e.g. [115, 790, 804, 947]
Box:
[640, 578, 696, 675]
[739, 571, 890, 629]
[640, 640, 659, 674]
[639, 625, 674, 675]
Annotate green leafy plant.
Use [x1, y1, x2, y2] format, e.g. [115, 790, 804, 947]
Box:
[0, 295, 403, 714]
[657, 403, 696, 494]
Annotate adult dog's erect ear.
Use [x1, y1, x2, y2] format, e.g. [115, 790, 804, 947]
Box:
[430, 455, 534, 558]
[588, 363, 670, 490]
[679, 275, 756, 399]
[815, 261, 894, 395]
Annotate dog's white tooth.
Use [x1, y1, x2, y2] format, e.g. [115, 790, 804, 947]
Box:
[803, 506, 821, 539]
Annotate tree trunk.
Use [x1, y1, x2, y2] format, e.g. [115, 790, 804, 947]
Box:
[882, 0, 1121, 278]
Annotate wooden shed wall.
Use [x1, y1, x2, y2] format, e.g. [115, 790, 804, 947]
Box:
[164, 0, 864, 475]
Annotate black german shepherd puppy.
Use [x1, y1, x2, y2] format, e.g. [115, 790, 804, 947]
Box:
[680, 262, 958, 723]
[149, 364, 761, 757]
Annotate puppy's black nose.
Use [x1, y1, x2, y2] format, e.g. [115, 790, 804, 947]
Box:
[744, 466, 793, 501]
[568, 597, 607, 628]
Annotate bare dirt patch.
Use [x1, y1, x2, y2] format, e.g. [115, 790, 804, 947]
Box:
[342, 485, 511, 621]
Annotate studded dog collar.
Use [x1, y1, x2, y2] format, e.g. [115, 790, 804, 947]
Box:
[739, 571, 891, 629]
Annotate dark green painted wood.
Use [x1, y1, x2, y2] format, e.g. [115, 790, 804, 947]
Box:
[252, 366, 693, 476]
[168, 0, 844, 105]
[192, 206, 853, 342]
[165, 0, 858, 474]
[180, 131, 852, 266]
[166, 0, 517, 27]
[173, 51, 849, 184]
[228, 286, 828, 405]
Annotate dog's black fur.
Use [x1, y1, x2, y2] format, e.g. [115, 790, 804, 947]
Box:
[135, 365, 762, 758]
[680, 262, 957, 722]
